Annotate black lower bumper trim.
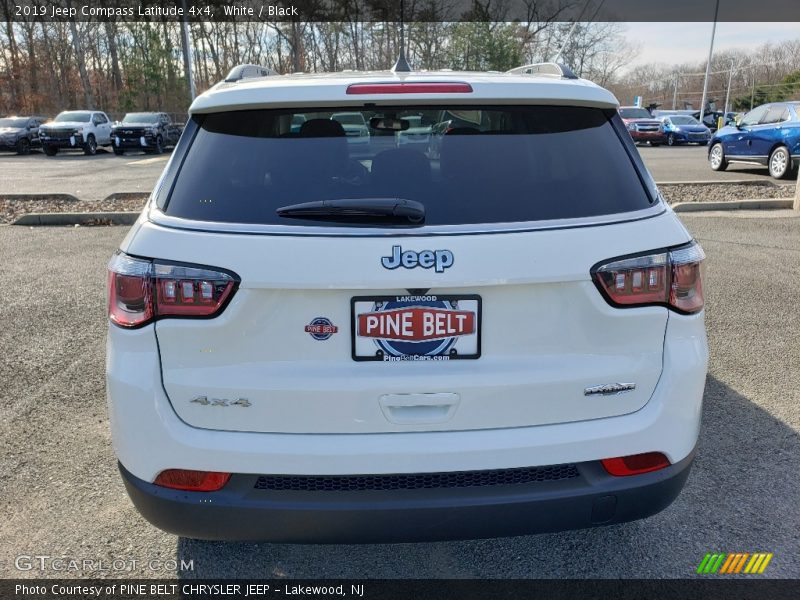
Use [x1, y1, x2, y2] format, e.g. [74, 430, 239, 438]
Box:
[119, 450, 694, 543]
[43, 140, 85, 148]
[114, 139, 156, 148]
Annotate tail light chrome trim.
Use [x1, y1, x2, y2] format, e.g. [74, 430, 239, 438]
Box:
[591, 241, 705, 314]
[107, 252, 240, 328]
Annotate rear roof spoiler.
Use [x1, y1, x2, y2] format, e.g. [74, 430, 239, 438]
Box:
[224, 64, 277, 83]
[507, 63, 579, 79]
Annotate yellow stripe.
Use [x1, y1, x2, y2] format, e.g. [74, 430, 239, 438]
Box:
[720, 554, 736, 574]
[758, 553, 773, 574]
[744, 554, 760, 574]
[749, 554, 766, 573]
[734, 553, 749, 573]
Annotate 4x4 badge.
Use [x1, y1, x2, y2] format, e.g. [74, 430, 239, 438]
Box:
[381, 245, 454, 273]
[191, 396, 251, 407]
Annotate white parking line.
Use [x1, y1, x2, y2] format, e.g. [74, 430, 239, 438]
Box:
[126, 156, 169, 166]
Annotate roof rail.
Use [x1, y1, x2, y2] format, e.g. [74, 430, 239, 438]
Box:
[506, 63, 579, 79]
[223, 64, 277, 83]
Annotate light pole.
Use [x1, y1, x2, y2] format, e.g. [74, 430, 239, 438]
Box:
[672, 73, 679, 110]
[699, 0, 720, 124]
[795, 172, 800, 212]
[724, 59, 737, 115]
[179, 0, 196, 103]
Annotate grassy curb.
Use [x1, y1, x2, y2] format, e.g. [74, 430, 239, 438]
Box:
[12, 212, 140, 226]
[672, 199, 794, 212]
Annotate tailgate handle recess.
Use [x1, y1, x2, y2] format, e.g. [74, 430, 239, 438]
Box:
[379, 393, 460, 425]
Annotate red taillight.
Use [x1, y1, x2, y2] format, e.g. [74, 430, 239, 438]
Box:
[154, 469, 231, 492]
[346, 82, 473, 95]
[107, 254, 154, 328]
[107, 253, 237, 328]
[152, 262, 236, 317]
[668, 245, 705, 313]
[601, 452, 671, 476]
[592, 241, 705, 314]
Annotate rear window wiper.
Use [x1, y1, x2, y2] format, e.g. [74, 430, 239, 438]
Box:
[276, 198, 425, 224]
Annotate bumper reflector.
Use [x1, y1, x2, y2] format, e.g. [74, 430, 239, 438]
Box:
[154, 469, 231, 491]
[601, 452, 670, 477]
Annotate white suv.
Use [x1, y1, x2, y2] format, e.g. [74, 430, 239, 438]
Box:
[106, 63, 708, 543]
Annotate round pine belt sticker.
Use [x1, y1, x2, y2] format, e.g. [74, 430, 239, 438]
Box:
[305, 317, 339, 341]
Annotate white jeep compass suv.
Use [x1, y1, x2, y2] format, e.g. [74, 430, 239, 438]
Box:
[106, 63, 708, 542]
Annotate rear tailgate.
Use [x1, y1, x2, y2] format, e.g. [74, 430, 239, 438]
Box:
[127, 210, 690, 434]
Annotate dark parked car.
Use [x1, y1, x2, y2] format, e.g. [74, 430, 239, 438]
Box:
[111, 112, 182, 155]
[0, 116, 47, 154]
[659, 115, 711, 146]
[693, 110, 737, 132]
[709, 101, 800, 179]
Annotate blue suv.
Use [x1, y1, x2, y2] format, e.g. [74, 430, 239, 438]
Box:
[709, 102, 800, 179]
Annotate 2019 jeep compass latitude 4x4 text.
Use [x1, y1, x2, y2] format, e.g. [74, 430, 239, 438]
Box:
[106, 63, 708, 543]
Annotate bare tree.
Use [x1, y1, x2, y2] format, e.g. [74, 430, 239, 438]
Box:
[2, 10, 797, 119]
[64, 1, 94, 108]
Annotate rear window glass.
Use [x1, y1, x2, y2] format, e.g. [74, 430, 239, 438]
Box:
[163, 105, 654, 228]
[670, 116, 700, 125]
[619, 108, 653, 120]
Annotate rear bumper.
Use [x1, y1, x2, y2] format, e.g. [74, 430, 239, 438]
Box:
[119, 449, 695, 542]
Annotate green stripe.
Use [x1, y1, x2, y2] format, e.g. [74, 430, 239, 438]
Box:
[710, 554, 727, 574]
[697, 554, 713, 574]
[703, 554, 719, 573]
[707, 554, 719, 574]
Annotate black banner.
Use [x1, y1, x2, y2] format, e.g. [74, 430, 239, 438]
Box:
[3, 0, 800, 23]
[4, 579, 800, 600]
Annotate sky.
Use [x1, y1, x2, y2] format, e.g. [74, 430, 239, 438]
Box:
[622, 22, 800, 71]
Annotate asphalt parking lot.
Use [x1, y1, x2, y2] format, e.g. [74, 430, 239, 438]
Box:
[0, 150, 170, 201]
[0, 145, 794, 204]
[0, 211, 798, 579]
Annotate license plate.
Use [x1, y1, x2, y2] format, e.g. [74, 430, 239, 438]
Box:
[351, 294, 481, 362]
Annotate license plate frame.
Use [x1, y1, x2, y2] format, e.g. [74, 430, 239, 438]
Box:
[351, 294, 482, 362]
